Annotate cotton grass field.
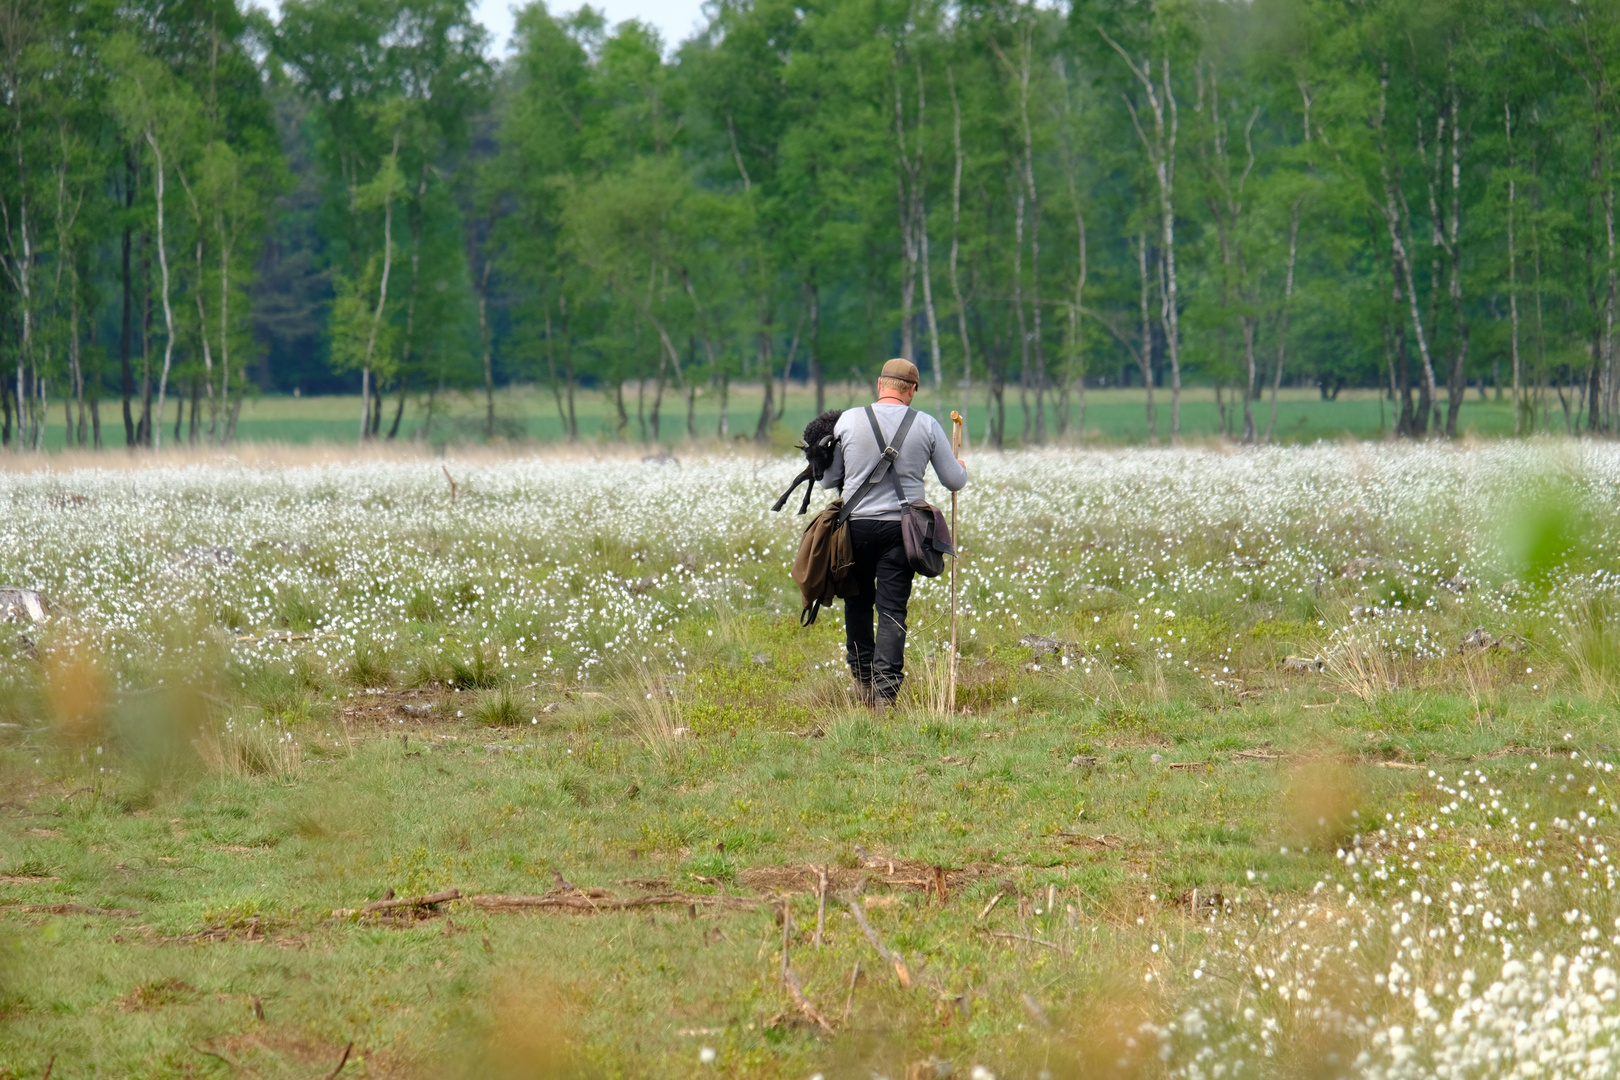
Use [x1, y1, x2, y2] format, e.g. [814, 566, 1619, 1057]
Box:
[3, 441, 1620, 1078]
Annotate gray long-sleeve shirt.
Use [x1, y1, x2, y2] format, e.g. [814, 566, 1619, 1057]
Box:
[818, 403, 968, 520]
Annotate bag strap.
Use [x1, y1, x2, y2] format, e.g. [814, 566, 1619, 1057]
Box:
[865, 405, 917, 508]
[836, 406, 918, 524]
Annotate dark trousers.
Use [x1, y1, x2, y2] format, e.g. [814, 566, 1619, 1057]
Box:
[844, 518, 914, 704]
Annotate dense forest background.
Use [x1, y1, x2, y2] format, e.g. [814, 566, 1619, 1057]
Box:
[1, 0, 1616, 449]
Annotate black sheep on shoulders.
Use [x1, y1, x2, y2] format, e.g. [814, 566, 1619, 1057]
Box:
[771, 410, 843, 514]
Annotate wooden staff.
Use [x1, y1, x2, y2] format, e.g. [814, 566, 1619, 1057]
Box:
[948, 410, 963, 714]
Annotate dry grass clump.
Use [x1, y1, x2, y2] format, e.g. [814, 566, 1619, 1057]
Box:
[1321, 621, 1402, 702]
[194, 718, 304, 780]
[624, 665, 684, 762]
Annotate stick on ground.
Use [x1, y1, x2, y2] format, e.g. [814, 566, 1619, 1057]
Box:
[778, 898, 836, 1034]
[325, 1040, 354, 1080]
[840, 960, 860, 1023]
[814, 865, 827, 948]
[845, 894, 911, 988]
[983, 930, 1067, 955]
[358, 888, 461, 915]
[783, 966, 837, 1034]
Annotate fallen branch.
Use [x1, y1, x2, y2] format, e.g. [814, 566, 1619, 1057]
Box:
[779, 898, 836, 1034]
[983, 929, 1067, 955]
[357, 888, 460, 916]
[469, 892, 758, 913]
[845, 894, 911, 988]
[977, 892, 1005, 920]
[783, 966, 837, 1034]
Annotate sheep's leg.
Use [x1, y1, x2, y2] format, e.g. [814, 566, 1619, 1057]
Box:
[772, 467, 814, 512]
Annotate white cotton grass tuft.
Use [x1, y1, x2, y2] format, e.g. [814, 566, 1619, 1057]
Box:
[4, 443, 1619, 703]
[1141, 759, 1620, 1078]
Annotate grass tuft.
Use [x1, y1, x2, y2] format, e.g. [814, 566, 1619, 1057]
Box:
[473, 688, 526, 727]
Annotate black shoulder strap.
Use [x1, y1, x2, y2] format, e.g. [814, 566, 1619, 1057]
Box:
[837, 406, 916, 524]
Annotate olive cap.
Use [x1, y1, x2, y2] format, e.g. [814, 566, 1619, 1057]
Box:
[879, 358, 920, 386]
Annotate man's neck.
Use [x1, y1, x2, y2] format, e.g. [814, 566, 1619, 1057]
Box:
[876, 396, 909, 406]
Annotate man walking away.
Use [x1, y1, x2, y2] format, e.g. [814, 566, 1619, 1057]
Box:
[819, 359, 968, 708]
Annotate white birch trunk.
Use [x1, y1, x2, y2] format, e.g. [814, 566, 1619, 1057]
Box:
[1506, 98, 1522, 435]
[1015, 31, 1045, 445]
[218, 212, 232, 443]
[358, 143, 399, 443]
[145, 128, 176, 452]
[479, 253, 494, 440]
[1137, 230, 1156, 443]
[893, 60, 918, 364]
[1069, 184, 1087, 440]
[1265, 197, 1301, 444]
[1374, 72, 1439, 432]
[178, 172, 217, 443]
[947, 68, 972, 449]
[1103, 30, 1183, 444]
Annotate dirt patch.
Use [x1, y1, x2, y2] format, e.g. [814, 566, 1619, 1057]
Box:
[167, 915, 274, 944]
[119, 976, 195, 1011]
[338, 689, 448, 728]
[215, 1030, 357, 1072]
[738, 859, 992, 898]
[0, 874, 58, 884]
[1485, 744, 1564, 759]
[1, 902, 139, 917]
[469, 889, 759, 914]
